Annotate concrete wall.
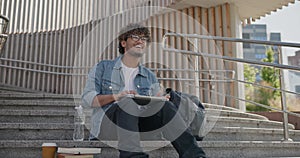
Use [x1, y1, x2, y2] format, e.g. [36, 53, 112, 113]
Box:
[252, 111, 300, 130]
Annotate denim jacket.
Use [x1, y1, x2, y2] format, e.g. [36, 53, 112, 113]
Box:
[81, 55, 160, 138]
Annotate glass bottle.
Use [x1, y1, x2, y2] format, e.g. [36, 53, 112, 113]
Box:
[73, 105, 85, 141]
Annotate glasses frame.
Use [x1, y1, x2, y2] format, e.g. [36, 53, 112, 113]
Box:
[129, 35, 149, 42]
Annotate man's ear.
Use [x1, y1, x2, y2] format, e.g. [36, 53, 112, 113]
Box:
[121, 41, 126, 47]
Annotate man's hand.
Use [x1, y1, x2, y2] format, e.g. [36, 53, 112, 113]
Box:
[113, 90, 137, 101]
[156, 84, 170, 100]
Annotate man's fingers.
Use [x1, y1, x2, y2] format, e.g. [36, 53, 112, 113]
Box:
[128, 90, 137, 94]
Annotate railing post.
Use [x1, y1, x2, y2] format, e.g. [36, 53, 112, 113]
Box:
[278, 47, 293, 142]
[194, 38, 200, 97]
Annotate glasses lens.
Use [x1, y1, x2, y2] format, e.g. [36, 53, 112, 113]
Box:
[130, 35, 148, 42]
[131, 35, 139, 41]
[141, 37, 148, 42]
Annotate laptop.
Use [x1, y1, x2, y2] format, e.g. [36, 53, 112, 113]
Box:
[125, 94, 168, 105]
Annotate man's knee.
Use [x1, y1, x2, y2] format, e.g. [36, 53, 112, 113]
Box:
[162, 101, 178, 112]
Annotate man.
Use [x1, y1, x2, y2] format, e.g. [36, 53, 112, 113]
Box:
[82, 23, 206, 158]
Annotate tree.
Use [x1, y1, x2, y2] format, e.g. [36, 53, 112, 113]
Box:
[244, 64, 259, 111]
[244, 64, 258, 88]
[260, 47, 280, 97]
[246, 47, 280, 111]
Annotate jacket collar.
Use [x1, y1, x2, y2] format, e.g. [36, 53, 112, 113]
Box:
[113, 55, 148, 77]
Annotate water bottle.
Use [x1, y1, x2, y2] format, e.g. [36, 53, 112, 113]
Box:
[73, 105, 85, 141]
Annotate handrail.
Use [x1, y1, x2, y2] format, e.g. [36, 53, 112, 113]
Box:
[0, 34, 8, 38]
[154, 67, 300, 96]
[164, 32, 300, 49]
[0, 58, 91, 69]
[0, 15, 9, 23]
[184, 82, 300, 118]
[163, 32, 300, 142]
[0, 64, 236, 83]
[235, 78, 300, 97]
[0, 63, 236, 83]
[149, 68, 235, 73]
[0, 64, 84, 76]
[161, 48, 300, 72]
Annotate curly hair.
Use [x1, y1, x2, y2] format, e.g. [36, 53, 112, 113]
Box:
[118, 23, 151, 54]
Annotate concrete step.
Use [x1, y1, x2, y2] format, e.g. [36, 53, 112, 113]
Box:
[0, 107, 267, 124]
[206, 108, 268, 120]
[0, 110, 75, 123]
[205, 127, 300, 141]
[0, 92, 80, 100]
[1, 140, 300, 158]
[0, 108, 291, 130]
[0, 121, 298, 141]
[0, 94, 237, 111]
[0, 84, 39, 93]
[0, 99, 236, 111]
[0, 123, 89, 140]
[0, 100, 77, 111]
[209, 116, 295, 129]
[203, 103, 240, 111]
[0, 96, 248, 120]
[0, 109, 92, 124]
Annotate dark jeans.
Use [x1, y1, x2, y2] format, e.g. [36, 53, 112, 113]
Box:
[101, 99, 206, 158]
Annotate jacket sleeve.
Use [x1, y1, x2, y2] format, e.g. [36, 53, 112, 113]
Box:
[81, 62, 104, 107]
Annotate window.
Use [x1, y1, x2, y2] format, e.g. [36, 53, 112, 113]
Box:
[242, 33, 250, 39]
[255, 54, 266, 60]
[253, 36, 267, 41]
[243, 43, 250, 49]
[295, 85, 300, 93]
[242, 33, 250, 48]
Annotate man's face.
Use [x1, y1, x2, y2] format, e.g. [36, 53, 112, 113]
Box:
[121, 34, 148, 57]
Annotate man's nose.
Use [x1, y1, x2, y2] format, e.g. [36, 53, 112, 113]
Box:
[136, 38, 144, 42]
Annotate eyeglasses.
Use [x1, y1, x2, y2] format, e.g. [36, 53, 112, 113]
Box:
[129, 35, 149, 42]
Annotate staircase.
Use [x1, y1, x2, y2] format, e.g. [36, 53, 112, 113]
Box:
[1, 85, 300, 158]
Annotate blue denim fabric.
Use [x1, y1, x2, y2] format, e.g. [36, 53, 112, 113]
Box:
[81, 55, 160, 138]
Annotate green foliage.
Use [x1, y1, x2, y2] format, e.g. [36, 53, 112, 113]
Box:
[260, 47, 280, 97]
[244, 64, 258, 88]
[245, 47, 281, 112]
[246, 82, 273, 111]
[244, 64, 260, 111]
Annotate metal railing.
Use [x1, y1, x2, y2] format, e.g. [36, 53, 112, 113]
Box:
[162, 32, 300, 142]
[0, 17, 299, 141]
[0, 15, 9, 54]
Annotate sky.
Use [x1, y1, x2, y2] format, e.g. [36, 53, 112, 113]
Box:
[253, 1, 300, 91]
[253, 0, 300, 60]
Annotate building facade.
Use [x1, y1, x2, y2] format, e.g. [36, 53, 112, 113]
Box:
[242, 24, 281, 80]
[288, 50, 300, 93]
[242, 24, 281, 63]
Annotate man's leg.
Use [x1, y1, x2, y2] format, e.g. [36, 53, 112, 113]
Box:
[139, 101, 206, 158]
[103, 103, 149, 158]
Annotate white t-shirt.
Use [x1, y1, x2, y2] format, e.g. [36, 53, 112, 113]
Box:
[121, 62, 139, 91]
